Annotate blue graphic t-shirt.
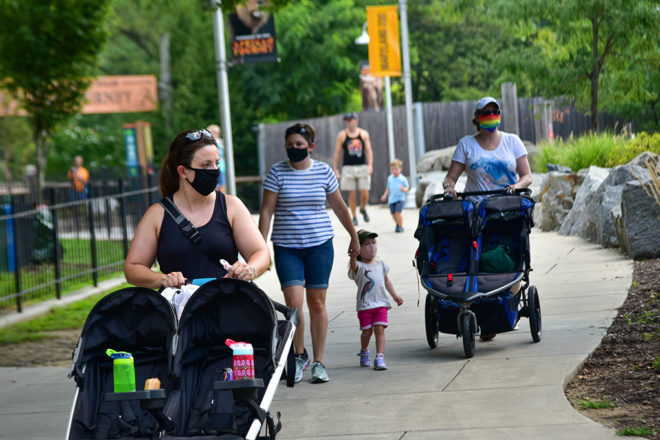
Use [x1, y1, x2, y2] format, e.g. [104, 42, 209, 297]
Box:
[451, 132, 528, 200]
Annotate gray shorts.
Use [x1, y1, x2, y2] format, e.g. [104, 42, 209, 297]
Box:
[340, 164, 371, 191]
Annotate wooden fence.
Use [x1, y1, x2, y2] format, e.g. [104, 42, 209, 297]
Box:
[258, 97, 629, 205]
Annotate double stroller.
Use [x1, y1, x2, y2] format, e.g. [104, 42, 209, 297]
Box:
[414, 189, 541, 358]
[66, 278, 298, 439]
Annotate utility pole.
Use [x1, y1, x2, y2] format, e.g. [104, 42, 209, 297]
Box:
[210, 0, 236, 196]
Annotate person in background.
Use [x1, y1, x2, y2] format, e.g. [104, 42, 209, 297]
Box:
[124, 129, 269, 289]
[349, 230, 403, 371]
[442, 96, 532, 340]
[333, 112, 374, 226]
[380, 158, 409, 233]
[67, 155, 89, 200]
[259, 122, 360, 384]
[207, 124, 227, 193]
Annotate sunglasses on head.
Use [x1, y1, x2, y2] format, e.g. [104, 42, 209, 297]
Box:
[478, 109, 501, 116]
[184, 129, 213, 142]
[286, 126, 307, 136]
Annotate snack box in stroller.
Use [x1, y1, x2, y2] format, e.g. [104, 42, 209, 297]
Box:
[65, 278, 298, 440]
[414, 189, 541, 358]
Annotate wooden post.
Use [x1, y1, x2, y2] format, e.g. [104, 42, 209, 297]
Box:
[501, 82, 519, 135]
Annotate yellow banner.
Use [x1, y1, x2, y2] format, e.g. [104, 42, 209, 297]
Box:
[367, 5, 401, 77]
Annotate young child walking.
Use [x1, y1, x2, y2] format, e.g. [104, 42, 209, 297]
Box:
[380, 159, 409, 232]
[349, 230, 403, 370]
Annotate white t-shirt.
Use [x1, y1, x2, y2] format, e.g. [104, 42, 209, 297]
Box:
[452, 132, 528, 197]
[348, 260, 392, 311]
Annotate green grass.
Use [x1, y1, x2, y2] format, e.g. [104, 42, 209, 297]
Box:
[533, 131, 660, 173]
[577, 397, 616, 409]
[616, 426, 655, 436]
[0, 282, 131, 344]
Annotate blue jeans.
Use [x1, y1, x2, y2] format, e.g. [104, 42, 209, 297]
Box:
[273, 238, 334, 289]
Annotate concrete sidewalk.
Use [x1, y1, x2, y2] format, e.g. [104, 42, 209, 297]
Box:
[0, 206, 637, 439]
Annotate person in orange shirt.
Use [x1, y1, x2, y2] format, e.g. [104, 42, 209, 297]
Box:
[67, 155, 90, 200]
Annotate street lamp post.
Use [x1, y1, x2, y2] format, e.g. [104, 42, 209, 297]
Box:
[399, 0, 417, 208]
[355, 24, 396, 165]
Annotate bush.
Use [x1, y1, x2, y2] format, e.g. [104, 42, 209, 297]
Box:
[534, 132, 660, 173]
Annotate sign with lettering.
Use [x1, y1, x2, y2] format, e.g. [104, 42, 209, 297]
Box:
[83, 75, 158, 114]
[0, 75, 158, 116]
[229, 2, 278, 65]
[366, 6, 401, 77]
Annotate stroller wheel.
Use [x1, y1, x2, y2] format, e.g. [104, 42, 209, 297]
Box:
[425, 294, 439, 349]
[460, 313, 475, 358]
[528, 286, 542, 342]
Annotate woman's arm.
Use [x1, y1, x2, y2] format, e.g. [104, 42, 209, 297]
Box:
[258, 189, 278, 242]
[442, 160, 465, 198]
[511, 155, 533, 190]
[326, 189, 360, 257]
[227, 195, 271, 280]
[124, 204, 186, 289]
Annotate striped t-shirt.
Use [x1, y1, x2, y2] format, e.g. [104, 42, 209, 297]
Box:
[263, 159, 339, 248]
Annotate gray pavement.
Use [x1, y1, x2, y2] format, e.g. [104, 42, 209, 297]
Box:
[0, 206, 638, 439]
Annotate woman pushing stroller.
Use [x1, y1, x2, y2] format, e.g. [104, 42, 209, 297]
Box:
[124, 128, 270, 288]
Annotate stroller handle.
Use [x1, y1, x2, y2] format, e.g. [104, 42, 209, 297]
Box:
[272, 300, 300, 326]
[428, 187, 531, 203]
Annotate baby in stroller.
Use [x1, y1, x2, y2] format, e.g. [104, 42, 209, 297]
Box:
[66, 278, 298, 440]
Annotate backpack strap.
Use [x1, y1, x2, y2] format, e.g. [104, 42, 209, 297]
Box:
[159, 196, 226, 273]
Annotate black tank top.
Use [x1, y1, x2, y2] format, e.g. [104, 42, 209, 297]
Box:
[342, 131, 366, 166]
[157, 192, 238, 281]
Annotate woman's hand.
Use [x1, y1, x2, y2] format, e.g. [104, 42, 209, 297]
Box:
[225, 261, 257, 282]
[160, 272, 186, 289]
[348, 236, 361, 258]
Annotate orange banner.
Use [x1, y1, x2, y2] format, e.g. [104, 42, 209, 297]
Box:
[367, 5, 401, 77]
[0, 75, 158, 116]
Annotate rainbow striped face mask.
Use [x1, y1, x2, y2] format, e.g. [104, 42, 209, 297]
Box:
[478, 112, 501, 132]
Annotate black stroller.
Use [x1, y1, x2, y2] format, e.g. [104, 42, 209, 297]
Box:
[66, 278, 298, 439]
[414, 189, 541, 358]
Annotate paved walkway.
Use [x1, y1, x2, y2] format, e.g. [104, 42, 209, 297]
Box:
[0, 206, 638, 439]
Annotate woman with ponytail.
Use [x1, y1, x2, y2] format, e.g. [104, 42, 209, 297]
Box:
[442, 96, 532, 202]
[124, 129, 269, 289]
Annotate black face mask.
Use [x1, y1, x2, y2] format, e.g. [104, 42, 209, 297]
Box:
[186, 167, 220, 196]
[286, 147, 308, 162]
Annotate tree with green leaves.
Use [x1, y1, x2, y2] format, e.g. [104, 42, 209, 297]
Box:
[498, 0, 660, 131]
[0, 0, 113, 201]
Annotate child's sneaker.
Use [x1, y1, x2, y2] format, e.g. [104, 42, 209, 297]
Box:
[294, 349, 310, 383]
[373, 354, 387, 370]
[395, 225, 404, 233]
[358, 349, 370, 367]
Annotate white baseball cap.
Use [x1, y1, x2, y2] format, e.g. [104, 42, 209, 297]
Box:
[475, 96, 500, 111]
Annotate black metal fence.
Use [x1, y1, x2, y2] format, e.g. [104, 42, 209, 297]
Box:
[0, 176, 160, 313]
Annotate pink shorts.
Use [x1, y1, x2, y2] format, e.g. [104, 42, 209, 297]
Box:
[357, 307, 389, 330]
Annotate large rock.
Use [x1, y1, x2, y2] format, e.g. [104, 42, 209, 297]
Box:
[584, 154, 655, 247]
[416, 147, 456, 174]
[558, 166, 610, 239]
[538, 172, 583, 231]
[613, 180, 660, 258]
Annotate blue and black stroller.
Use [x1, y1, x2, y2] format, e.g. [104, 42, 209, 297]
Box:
[65, 278, 298, 439]
[414, 189, 541, 358]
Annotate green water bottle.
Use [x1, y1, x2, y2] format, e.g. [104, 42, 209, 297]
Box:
[106, 349, 136, 393]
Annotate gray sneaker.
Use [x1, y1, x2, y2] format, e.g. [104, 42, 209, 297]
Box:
[310, 361, 329, 383]
[294, 349, 310, 383]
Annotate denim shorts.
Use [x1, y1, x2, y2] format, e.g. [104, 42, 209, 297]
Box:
[273, 238, 334, 289]
[389, 200, 404, 214]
